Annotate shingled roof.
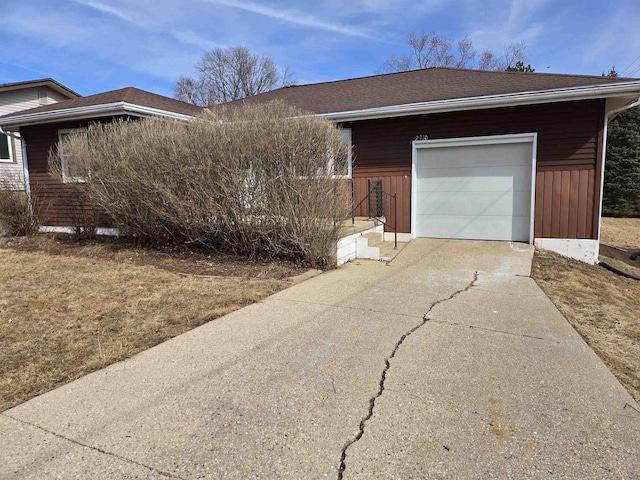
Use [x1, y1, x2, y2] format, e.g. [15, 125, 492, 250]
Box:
[0, 78, 79, 99]
[217, 67, 638, 115]
[1, 86, 202, 120]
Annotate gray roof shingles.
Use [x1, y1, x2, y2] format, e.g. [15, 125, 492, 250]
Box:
[2, 68, 636, 124]
[1, 87, 202, 119]
[216, 67, 636, 114]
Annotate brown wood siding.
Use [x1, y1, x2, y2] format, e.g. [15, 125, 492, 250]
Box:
[352, 173, 411, 234]
[21, 117, 129, 226]
[343, 99, 605, 238]
[23, 100, 605, 240]
[534, 169, 595, 238]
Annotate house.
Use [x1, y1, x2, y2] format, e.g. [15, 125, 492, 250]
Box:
[1, 68, 639, 263]
[221, 67, 640, 263]
[0, 86, 201, 231]
[0, 79, 79, 191]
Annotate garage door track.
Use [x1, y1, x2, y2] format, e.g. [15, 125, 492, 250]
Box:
[2, 239, 638, 479]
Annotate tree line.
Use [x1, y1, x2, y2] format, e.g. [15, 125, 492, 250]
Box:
[175, 32, 534, 107]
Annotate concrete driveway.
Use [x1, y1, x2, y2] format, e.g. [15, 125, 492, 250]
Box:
[2, 239, 638, 479]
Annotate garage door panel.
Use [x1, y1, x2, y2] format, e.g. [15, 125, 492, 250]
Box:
[416, 143, 531, 169]
[417, 191, 531, 217]
[415, 166, 532, 193]
[415, 214, 530, 241]
[413, 139, 533, 242]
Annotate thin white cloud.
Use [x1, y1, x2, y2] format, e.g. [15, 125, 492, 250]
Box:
[465, 0, 547, 55]
[3, 4, 196, 81]
[170, 30, 223, 51]
[71, 0, 148, 28]
[201, 0, 381, 41]
[71, 0, 220, 52]
[0, 59, 53, 78]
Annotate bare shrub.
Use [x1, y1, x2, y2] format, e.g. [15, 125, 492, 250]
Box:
[47, 135, 100, 241]
[0, 190, 42, 236]
[69, 193, 100, 240]
[50, 102, 350, 267]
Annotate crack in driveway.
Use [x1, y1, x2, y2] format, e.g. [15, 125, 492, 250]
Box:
[336, 271, 479, 479]
[1, 413, 191, 480]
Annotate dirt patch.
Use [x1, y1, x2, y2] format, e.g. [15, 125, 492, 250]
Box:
[531, 250, 640, 403]
[0, 233, 307, 279]
[600, 217, 640, 250]
[0, 245, 289, 412]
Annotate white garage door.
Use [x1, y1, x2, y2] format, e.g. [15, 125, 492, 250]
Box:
[413, 135, 534, 242]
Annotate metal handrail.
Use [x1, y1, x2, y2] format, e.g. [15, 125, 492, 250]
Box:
[350, 180, 397, 249]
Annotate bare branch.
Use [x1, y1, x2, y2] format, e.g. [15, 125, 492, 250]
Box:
[381, 32, 530, 72]
[49, 103, 351, 267]
[175, 46, 294, 106]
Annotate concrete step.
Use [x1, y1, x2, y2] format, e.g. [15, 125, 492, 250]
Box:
[356, 232, 383, 260]
[355, 232, 408, 262]
[361, 231, 384, 247]
[379, 241, 407, 261]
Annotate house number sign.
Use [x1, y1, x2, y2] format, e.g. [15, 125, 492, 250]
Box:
[415, 135, 429, 140]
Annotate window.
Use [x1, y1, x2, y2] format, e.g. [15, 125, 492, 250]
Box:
[37, 89, 49, 106]
[58, 128, 88, 183]
[330, 128, 352, 178]
[0, 135, 13, 163]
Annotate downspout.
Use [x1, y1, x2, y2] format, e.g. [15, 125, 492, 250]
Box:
[0, 125, 32, 214]
[595, 97, 640, 263]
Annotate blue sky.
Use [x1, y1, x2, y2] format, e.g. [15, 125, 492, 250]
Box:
[2, 0, 639, 98]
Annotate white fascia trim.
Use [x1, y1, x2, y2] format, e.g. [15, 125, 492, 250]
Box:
[122, 103, 195, 121]
[412, 132, 537, 148]
[0, 102, 195, 128]
[318, 81, 640, 122]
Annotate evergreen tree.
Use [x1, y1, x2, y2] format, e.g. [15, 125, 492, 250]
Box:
[603, 106, 640, 217]
[505, 61, 535, 72]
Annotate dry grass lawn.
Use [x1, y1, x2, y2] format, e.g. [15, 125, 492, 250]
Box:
[600, 217, 640, 249]
[0, 241, 291, 412]
[532, 218, 640, 404]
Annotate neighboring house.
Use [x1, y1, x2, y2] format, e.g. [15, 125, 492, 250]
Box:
[0, 79, 79, 190]
[0, 86, 201, 230]
[221, 67, 640, 263]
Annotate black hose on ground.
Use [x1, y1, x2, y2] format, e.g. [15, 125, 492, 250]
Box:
[599, 261, 640, 281]
[600, 242, 628, 253]
[630, 250, 640, 261]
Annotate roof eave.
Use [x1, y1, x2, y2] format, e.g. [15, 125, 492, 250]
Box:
[0, 79, 80, 99]
[319, 81, 640, 122]
[0, 102, 196, 129]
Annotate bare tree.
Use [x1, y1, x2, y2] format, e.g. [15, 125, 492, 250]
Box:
[380, 32, 529, 73]
[455, 37, 477, 68]
[502, 41, 528, 70]
[175, 46, 295, 106]
[478, 50, 501, 71]
[381, 32, 467, 72]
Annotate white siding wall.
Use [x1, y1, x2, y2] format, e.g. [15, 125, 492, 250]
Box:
[0, 87, 69, 191]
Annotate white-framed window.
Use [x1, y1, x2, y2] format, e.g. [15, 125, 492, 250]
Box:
[0, 135, 14, 163]
[58, 128, 88, 183]
[330, 127, 353, 178]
